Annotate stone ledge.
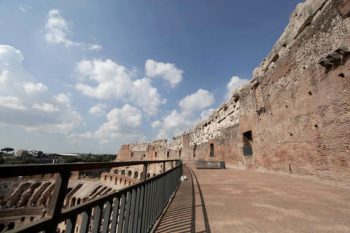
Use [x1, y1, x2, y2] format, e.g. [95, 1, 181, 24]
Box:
[195, 160, 225, 169]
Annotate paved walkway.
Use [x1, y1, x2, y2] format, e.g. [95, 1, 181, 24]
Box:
[156, 165, 350, 232]
[189, 165, 350, 233]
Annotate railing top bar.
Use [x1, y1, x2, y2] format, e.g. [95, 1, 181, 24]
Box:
[0, 159, 181, 178]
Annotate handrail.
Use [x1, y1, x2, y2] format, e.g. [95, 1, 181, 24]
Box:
[0, 159, 183, 233]
[0, 159, 180, 177]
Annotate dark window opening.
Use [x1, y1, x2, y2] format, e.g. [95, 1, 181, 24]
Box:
[308, 91, 312, 96]
[155, 152, 157, 157]
[167, 151, 169, 158]
[143, 154, 146, 157]
[243, 130, 253, 156]
[210, 143, 214, 157]
[179, 150, 182, 158]
[193, 145, 196, 158]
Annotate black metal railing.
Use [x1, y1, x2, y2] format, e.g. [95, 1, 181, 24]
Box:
[0, 160, 182, 233]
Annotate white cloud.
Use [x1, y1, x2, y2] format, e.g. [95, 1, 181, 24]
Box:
[89, 44, 103, 51]
[23, 82, 48, 94]
[19, 5, 32, 13]
[145, 59, 183, 88]
[70, 104, 142, 144]
[0, 44, 83, 134]
[179, 89, 214, 113]
[0, 44, 24, 66]
[75, 59, 166, 115]
[226, 76, 248, 99]
[54, 93, 71, 106]
[0, 96, 26, 110]
[0, 70, 9, 85]
[151, 120, 161, 128]
[157, 89, 215, 139]
[45, 9, 102, 50]
[32, 102, 59, 113]
[131, 78, 166, 115]
[89, 103, 107, 116]
[200, 108, 215, 120]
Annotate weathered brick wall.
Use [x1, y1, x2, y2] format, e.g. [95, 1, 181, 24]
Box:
[116, 0, 350, 186]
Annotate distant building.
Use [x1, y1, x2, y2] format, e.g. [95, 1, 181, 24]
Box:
[14, 150, 30, 158]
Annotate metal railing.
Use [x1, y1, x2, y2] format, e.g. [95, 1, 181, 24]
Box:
[0, 160, 182, 233]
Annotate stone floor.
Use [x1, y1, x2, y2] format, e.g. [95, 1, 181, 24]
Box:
[157, 164, 350, 233]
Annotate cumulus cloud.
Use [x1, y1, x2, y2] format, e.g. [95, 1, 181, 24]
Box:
[45, 9, 102, 50]
[32, 102, 59, 113]
[145, 59, 183, 88]
[0, 44, 83, 133]
[70, 104, 143, 144]
[226, 76, 249, 99]
[151, 120, 161, 128]
[23, 82, 48, 94]
[157, 89, 215, 138]
[179, 89, 214, 113]
[0, 96, 26, 110]
[75, 59, 166, 115]
[89, 103, 108, 116]
[200, 108, 215, 120]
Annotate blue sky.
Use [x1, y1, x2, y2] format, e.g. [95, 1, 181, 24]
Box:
[0, 0, 301, 153]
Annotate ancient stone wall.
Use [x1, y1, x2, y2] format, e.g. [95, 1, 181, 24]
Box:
[116, 0, 350, 186]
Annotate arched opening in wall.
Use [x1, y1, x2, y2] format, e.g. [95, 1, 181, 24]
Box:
[193, 145, 196, 158]
[30, 217, 34, 222]
[167, 151, 169, 158]
[210, 143, 214, 157]
[134, 171, 138, 179]
[155, 152, 157, 157]
[120, 178, 122, 184]
[147, 173, 150, 179]
[127, 170, 132, 177]
[114, 169, 118, 175]
[124, 180, 127, 185]
[71, 197, 76, 207]
[131, 152, 134, 157]
[128, 181, 131, 185]
[104, 175, 107, 181]
[77, 198, 81, 205]
[20, 217, 25, 222]
[109, 176, 112, 181]
[121, 170, 125, 175]
[179, 150, 182, 158]
[115, 177, 118, 184]
[143, 154, 146, 158]
[7, 222, 14, 230]
[243, 130, 253, 156]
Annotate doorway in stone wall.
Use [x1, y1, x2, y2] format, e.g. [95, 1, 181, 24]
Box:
[193, 144, 196, 158]
[210, 143, 214, 157]
[242, 130, 253, 156]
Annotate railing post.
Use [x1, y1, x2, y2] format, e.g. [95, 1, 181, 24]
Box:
[143, 163, 148, 181]
[46, 170, 70, 232]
